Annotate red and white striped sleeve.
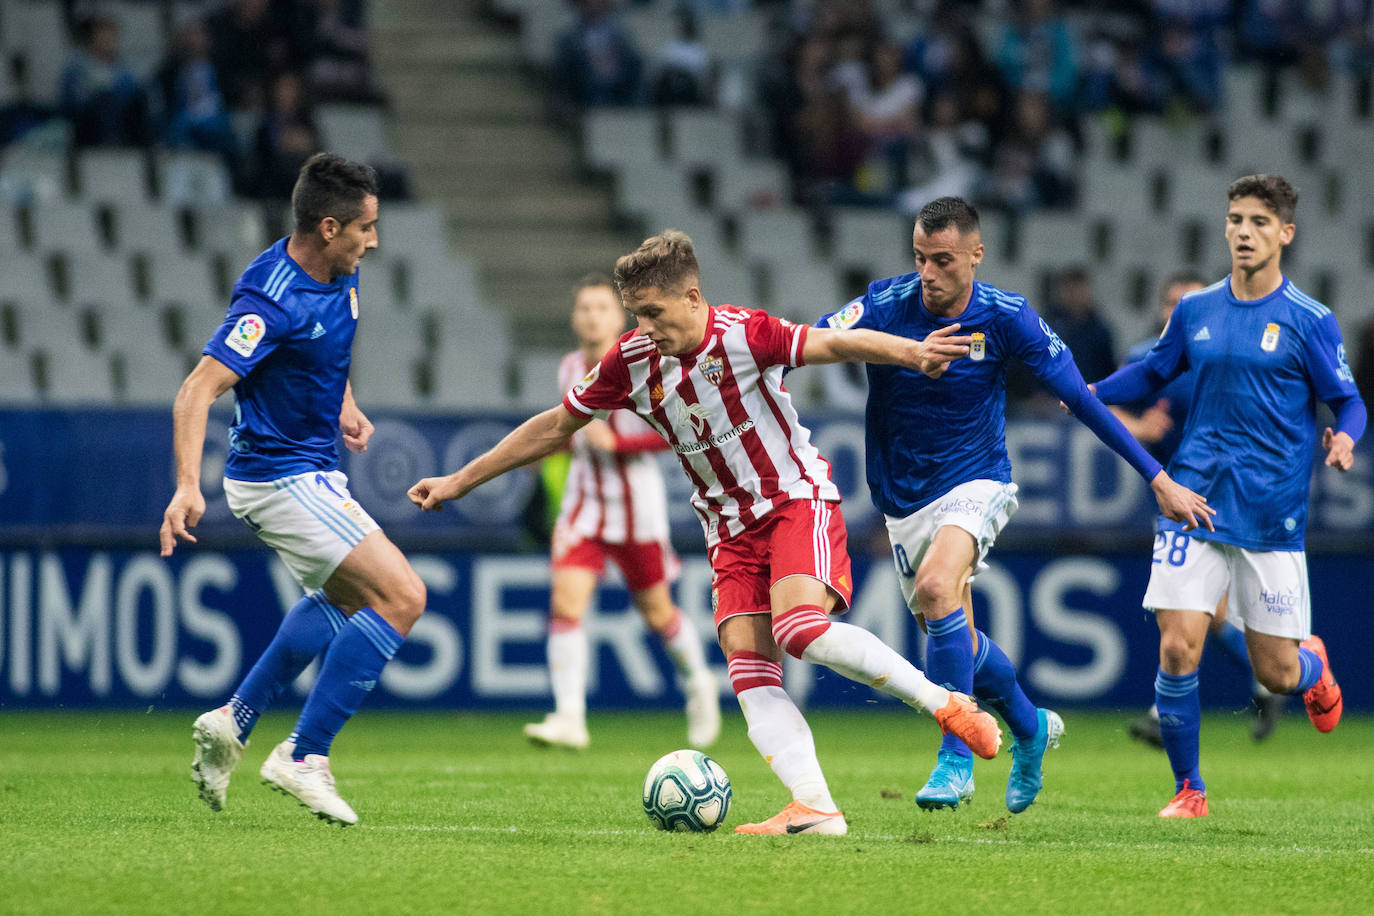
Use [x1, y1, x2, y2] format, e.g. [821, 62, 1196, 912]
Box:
[742, 308, 810, 368]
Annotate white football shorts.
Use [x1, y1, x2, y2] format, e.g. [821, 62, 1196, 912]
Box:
[1142, 532, 1310, 640]
[223, 469, 380, 590]
[884, 480, 1019, 614]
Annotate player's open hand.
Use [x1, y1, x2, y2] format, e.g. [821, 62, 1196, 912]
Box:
[159, 486, 206, 557]
[911, 323, 973, 379]
[1150, 471, 1215, 532]
[408, 474, 465, 511]
[1323, 427, 1355, 471]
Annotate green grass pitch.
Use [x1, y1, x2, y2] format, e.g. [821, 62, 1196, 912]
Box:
[2, 707, 1371, 915]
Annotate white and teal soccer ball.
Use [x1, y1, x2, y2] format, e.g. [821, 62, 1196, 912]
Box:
[642, 749, 731, 833]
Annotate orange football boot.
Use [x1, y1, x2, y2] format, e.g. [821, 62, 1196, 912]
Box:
[1299, 635, 1342, 733]
[733, 800, 847, 835]
[934, 692, 1002, 759]
[1158, 780, 1208, 818]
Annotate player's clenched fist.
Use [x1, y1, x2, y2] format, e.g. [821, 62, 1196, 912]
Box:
[407, 474, 464, 511]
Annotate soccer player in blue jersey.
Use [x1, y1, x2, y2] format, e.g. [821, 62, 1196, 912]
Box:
[1115, 272, 1288, 749]
[1092, 174, 1364, 818]
[160, 153, 426, 826]
[818, 197, 1215, 814]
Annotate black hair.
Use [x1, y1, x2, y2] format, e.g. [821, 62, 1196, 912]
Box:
[290, 152, 379, 235]
[916, 197, 980, 236]
[1227, 174, 1298, 224]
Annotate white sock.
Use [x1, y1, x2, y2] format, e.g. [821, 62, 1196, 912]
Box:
[660, 609, 711, 685]
[801, 621, 949, 713]
[548, 622, 587, 721]
[736, 685, 837, 812]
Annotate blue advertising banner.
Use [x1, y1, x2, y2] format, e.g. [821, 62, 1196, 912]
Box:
[2, 408, 1372, 545]
[1, 546, 1368, 711]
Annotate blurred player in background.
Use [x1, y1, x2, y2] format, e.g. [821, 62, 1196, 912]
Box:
[523, 273, 720, 751]
[1112, 272, 1287, 748]
[409, 229, 1003, 836]
[817, 196, 1214, 814]
[1092, 174, 1365, 818]
[161, 153, 425, 826]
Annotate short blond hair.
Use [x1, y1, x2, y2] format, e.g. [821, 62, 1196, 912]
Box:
[614, 229, 700, 298]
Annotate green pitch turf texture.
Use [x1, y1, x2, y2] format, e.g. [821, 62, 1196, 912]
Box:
[2, 709, 1371, 915]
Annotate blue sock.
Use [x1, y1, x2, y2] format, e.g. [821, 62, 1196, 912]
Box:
[1209, 622, 1251, 670]
[1292, 646, 1323, 694]
[291, 608, 404, 759]
[1156, 668, 1204, 793]
[230, 592, 347, 742]
[971, 630, 1040, 741]
[925, 611, 975, 759]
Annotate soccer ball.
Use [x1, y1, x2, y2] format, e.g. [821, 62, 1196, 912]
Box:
[642, 749, 731, 832]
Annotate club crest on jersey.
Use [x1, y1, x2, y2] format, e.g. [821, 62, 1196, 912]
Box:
[969, 331, 986, 361]
[699, 355, 725, 386]
[349, 287, 359, 319]
[1261, 322, 1280, 351]
[828, 301, 864, 329]
[225, 313, 265, 357]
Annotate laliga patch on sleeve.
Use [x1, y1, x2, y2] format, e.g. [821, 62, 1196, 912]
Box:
[225, 314, 266, 357]
[573, 363, 600, 395]
[827, 300, 864, 329]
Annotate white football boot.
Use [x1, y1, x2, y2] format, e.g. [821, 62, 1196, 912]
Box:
[685, 673, 722, 749]
[190, 705, 245, 812]
[522, 713, 590, 749]
[259, 740, 358, 826]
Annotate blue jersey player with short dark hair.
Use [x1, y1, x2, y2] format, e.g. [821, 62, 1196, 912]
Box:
[1093, 174, 1365, 819]
[161, 153, 428, 826]
[819, 197, 1215, 814]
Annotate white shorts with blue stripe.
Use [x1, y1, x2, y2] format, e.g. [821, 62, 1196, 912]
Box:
[224, 469, 380, 590]
[884, 479, 1019, 615]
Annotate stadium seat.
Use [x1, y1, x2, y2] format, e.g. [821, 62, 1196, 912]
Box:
[736, 208, 820, 268]
[613, 162, 693, 222]
[430, 317, 515, 409]
[1017, 213, 1092, 267]
[157, 150, 232, 207]
[0, 252, 56, 301]
[830, 208, 911, 277]
[116, 202, 190, 256]
[668, 109, 744, 169]
[37, 349, 115, 404]
[316, 104, 393, 165]
[0, 342, 37, 402]
[112, 347, 189, 406]
[512, 349, 564, 409]
[583, 109, 663, 172]
[0, 201, 22, 250]
[140, 250, 221, 312]
[30, 200, 104, 251]
[76, 149, 152, 206]
[713, 159, 789, 214]
[376, 202, 452, 264]
[191, 201, 267, 262]
[698, 9, 768, 65]
[0, 146, 68, 204]
[61, 251, 138, 307]
[105, 0, 167, 79]
[768, 261, 843, 323]
[0, 0, 70, 107]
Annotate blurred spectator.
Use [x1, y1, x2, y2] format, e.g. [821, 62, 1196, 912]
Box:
[1044, 265, 1117, 383]
[1146, 16, 1223, 114]
[60, 13, 151, 147]
[994, 0, 1079, 117]
[1321, 0, 1374, 72]
[251, 72, 320, 200]
[646, 8, 712, 106]
[551, 0, 643, 118]
[154, 19, 239, 173]
[846, 42, 923, 198]
[297, 0, 385, 103]
[1238, 0, 1314, 67]
[1080, 28, 1166, 116]
[209, 0, 297, 110]
[898, 89, 987, 214]
[988, 89, 1076, 212]
[788, 38, 866, 205]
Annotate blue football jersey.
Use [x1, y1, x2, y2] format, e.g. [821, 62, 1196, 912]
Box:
[1123, 335, 1193, 465]
[819, 272, 1083, 515]
[1130, 277, 1359, 550]
[203, 238, 360, 481]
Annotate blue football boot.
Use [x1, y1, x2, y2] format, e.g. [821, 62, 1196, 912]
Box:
[1005, 708, 1064, 813]
[915, 750, 975, 810]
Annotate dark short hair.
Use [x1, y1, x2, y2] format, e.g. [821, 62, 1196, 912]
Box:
[291, 153, 379, 235]
[916, 197, 980, 236]
[1227, 174, 1298, 224]
[614, 230, 700, 298]
[573, 271, 616, 300]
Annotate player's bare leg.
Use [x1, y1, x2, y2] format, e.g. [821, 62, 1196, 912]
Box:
[1247, 628, 1341, 733]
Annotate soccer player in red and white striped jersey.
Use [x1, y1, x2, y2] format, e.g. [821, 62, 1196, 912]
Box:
[525, 274, 720, 752]
[409, 231, 1002, 835]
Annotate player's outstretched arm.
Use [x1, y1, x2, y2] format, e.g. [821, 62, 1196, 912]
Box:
[1149, 470, 1216, 532]
[160, 356, 241, 557]
[409, 405, 589, 511]
[340, 380, 374, 453]
[804, 324, 972, 378]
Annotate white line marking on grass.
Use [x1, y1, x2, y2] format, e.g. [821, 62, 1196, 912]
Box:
[358, 823, 1374, 855]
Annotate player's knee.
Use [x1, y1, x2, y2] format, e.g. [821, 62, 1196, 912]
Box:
[1158, 632, 1201, 673]
[391, 572, 427, 629]
[1252, 658, 1299, 695]
[913, 571, 958, 616]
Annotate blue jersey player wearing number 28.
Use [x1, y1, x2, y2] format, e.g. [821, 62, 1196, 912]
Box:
[1092, 174, 1366, 818]
[818, 197, 1215, 815]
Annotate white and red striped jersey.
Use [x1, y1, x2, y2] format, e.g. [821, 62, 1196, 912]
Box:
[556, 350, 672, 545]
[563, 305, 840, 547]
